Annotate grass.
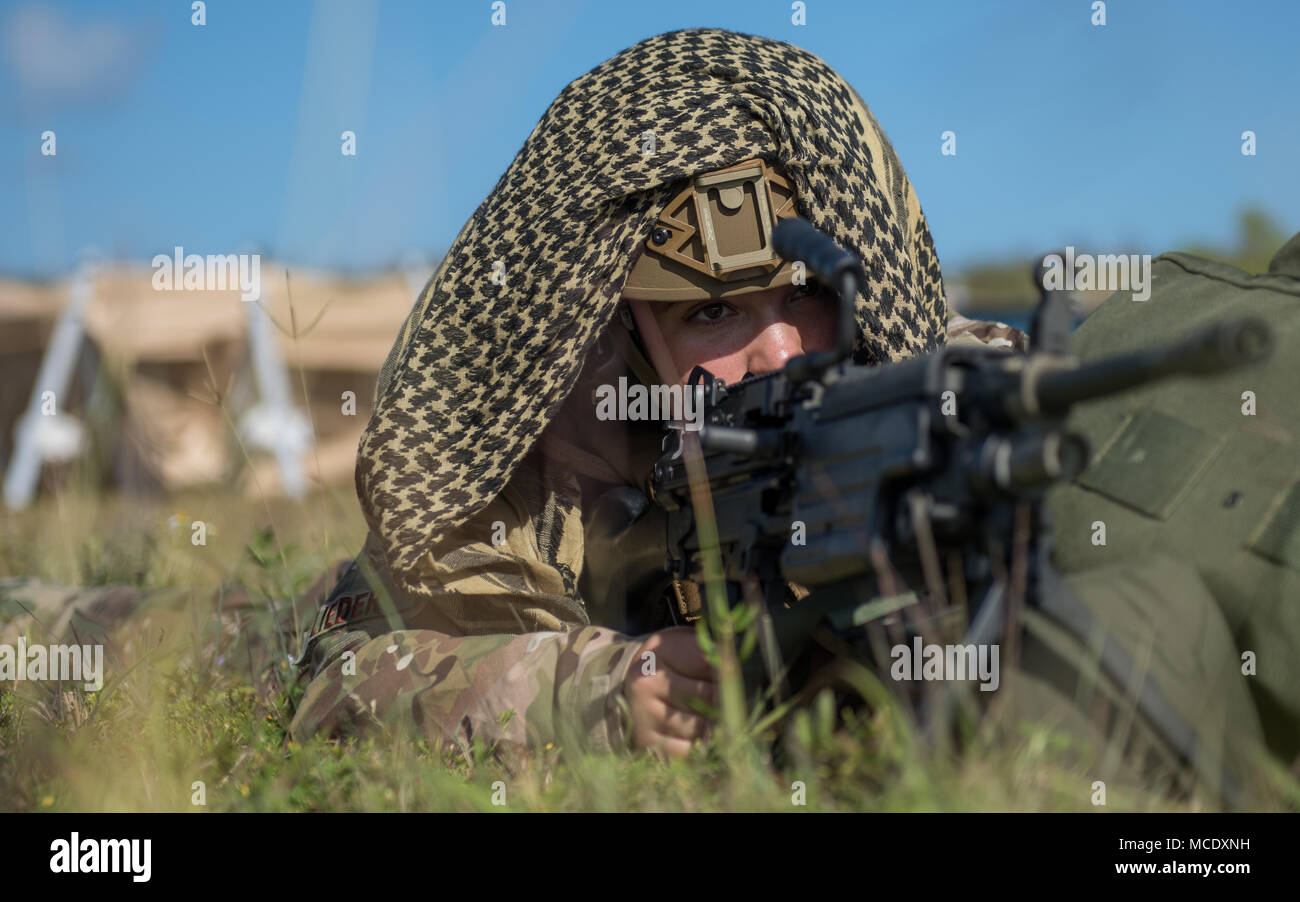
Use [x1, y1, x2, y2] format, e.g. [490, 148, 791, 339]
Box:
[0, 484, 1287, 813]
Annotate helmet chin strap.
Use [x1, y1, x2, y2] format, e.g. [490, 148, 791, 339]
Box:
[610, 306, 662, 389]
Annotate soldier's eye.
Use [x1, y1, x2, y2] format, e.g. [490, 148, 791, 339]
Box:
[686, 302, 733, 324]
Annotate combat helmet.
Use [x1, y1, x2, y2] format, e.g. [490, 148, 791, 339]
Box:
[622, 157, 801, 302]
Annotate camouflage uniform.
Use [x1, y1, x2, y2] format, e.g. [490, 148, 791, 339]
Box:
[945, 312, 1031, 353]
[289, 452, 643, 759]
[286, 316, 1032, 760]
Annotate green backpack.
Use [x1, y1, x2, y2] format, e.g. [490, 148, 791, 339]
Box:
[1023, 233, 1300, 806]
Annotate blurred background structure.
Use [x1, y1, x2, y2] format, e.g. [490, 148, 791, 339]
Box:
[0, 260, 427, 505]
[1, 0, 1296, 506]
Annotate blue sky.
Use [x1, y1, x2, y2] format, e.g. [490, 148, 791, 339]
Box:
[2, 0, 1297, 278]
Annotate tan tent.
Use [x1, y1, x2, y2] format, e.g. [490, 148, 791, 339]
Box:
[0, 261, 427, 501]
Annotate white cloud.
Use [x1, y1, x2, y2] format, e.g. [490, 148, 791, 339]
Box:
[2, 4, 144, 109]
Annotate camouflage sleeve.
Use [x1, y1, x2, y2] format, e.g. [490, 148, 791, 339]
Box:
[946, 311, 1031, 352]
[289, 453, 646, 759]
[289, 623, 639, 762]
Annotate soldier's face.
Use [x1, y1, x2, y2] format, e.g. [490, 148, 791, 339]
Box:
[629, 282, 839, 385]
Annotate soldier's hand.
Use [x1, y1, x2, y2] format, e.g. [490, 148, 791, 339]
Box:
[622, 626, 717, 759]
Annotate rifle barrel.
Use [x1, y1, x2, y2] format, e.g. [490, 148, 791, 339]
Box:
[1034, 316, 1272, 414]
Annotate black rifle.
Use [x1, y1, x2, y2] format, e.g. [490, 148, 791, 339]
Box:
[622, 218, 1273, 737]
